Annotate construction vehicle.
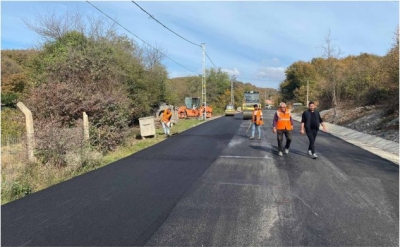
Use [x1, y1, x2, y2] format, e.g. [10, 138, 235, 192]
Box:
[224, 104, 235, 116]
[242, 91, 261, 120]
[178, 97, 212, 119]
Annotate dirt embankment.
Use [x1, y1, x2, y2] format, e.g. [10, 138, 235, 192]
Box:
[320, 105, 399, 143]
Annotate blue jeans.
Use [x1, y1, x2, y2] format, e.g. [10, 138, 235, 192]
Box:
[162, 122, 170, 135]
[251, 123, 261, 138]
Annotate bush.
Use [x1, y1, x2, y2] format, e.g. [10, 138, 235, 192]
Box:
[1, 92, 18, 106]
[34, 121, 85, 167]
[1, 108, 25, 139]
[11, 180, 32, 197]
[363, 87, 391, 106]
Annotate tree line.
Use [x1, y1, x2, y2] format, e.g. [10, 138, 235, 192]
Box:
[2, 9, 397, 157]
[279, 29, 399, 111]
[1, 9, 277, 156]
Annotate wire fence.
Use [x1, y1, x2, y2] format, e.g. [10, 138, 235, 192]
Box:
[2, 124, 88, 167]
[1, 135, 28, 167]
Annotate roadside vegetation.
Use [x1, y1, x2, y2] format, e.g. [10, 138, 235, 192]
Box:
[279, 30, 399, 112]
[1, 8, 398, 204]
[1, 118, 202, 204]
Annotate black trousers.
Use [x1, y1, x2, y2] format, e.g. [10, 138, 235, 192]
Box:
[306, 128, 318, 154]
[277, 130, 292, 152]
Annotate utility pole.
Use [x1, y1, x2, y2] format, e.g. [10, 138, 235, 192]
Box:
[201, 43, 206, 120]
[306, 79, 309, 106]
[265, 90, 267, 106]
[231, 75, 235, 105]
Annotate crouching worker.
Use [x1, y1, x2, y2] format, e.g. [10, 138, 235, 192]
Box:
[249, 104, 263, 140]
[161, 108, 172, 137]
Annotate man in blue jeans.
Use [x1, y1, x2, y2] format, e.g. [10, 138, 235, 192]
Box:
[300, 101, 328, 159]
[249, 104, 263, 140]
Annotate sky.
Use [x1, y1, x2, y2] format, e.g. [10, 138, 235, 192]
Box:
[1, 1, 399, 89]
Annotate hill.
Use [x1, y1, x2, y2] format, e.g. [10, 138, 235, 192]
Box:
[321, 105, 399, 143]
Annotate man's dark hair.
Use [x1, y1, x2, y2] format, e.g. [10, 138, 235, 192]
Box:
[309, 101, 315, 105]
[253, 104, 258, 107]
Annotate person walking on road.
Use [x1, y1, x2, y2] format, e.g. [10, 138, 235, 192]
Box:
[300, 101, 327, 159]
[273, 102, 293, 156]
[161, 108, 173, 137]
[249, 104, 263, 140]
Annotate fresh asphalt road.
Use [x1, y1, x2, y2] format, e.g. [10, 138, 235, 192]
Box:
[2, 110, 398, 246]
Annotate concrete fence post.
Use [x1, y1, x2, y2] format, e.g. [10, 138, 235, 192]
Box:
[83, 112, 89, 141]
[16, 102, 36, 162]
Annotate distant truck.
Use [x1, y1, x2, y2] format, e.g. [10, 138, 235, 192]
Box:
[242, 91, 261, 120]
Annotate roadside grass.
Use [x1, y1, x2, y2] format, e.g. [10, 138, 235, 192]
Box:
[1, 118, 208, 204]
[101, 118, 203, 165]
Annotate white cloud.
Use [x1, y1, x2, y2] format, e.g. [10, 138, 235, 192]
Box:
[272, 58, 280, 64]
[221, 67, 240, 77]
[256, 67, 286, 81]
[1, 1, 398, 90]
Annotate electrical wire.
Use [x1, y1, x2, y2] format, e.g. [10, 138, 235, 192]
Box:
[131, 1, 218, 69]
[205, 52, 217, 69]
[131, 1, 201, 48]
[86, 0, 198, 75]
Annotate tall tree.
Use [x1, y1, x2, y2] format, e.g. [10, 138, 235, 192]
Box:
[319, 30, 343, 107]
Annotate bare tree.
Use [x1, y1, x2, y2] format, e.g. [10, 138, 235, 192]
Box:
[23, 7, 116, 43]
[319, 30, 343, 108]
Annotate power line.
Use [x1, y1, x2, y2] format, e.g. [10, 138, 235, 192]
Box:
[131, 1, 218, 69]
[86, 0, 198, 75]
[131, 1, 201, 48]
[205, 52, 217, 69]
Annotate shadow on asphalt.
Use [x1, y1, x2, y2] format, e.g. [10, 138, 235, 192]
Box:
[248, 144, 314, 158]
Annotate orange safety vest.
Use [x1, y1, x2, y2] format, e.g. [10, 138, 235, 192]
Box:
[276, 109, 292, 130]
[252, 109, 263, 125]
[162, 110, 172, 123]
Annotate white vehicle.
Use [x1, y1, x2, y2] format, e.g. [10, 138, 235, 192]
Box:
[292, 103, 303, 110]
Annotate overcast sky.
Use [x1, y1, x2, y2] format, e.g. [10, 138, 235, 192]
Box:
[1, 1, 399, 89]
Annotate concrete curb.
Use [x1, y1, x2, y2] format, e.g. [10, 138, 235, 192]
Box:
[292, 114, 399, 165]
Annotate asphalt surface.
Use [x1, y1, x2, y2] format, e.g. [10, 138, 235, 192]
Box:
[2, 110, 399, 246]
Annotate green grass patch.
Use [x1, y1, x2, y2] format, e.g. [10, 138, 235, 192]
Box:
[100, 118, 203, 165]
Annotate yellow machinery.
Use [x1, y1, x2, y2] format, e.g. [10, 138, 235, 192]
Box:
[242, 91, 261, 120]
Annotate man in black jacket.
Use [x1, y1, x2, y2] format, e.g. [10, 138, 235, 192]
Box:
[300, 101, 327, 159]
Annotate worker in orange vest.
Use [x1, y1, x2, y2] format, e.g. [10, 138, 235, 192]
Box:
[272, 102, 293, 156]
[249, 104, 263, 140]
[161, 108, 172, 137]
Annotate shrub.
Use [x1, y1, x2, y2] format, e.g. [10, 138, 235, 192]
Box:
[1, 108, 25, 139]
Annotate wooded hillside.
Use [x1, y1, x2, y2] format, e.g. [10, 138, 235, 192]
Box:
[279, 29, 399, 111]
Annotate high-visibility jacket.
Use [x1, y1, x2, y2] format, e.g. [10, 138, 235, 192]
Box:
[276, 109, 293, 130]
[162, 110, 172, 123]
[252, 109, 263, 125]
